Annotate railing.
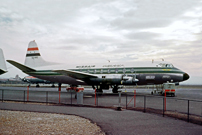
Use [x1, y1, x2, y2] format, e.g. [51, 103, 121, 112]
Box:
[1, 89, 202, 125]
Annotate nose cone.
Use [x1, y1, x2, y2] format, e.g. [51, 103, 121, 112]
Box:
[183, 73, 190, 81]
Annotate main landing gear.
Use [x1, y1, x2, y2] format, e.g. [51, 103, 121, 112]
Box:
[92, 85, 120, 94]
[36, 84, 40, 87]
[58, 83, 62, 91]
[112, 85, 119, 93]
[92, 85, 103, 95]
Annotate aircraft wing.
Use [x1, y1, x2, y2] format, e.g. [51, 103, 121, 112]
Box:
[7, 60, 36, 72]
[53, 70, 98, 80]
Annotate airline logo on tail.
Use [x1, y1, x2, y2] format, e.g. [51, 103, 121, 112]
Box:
[26, 40, 40, 58]
[26, 47, 40, 57]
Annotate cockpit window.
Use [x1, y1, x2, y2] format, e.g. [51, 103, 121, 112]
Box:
[166, 64, 173, 68]
[157, 63, 174, 68]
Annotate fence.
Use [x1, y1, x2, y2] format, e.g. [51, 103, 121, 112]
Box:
[1, 89, 202, 125]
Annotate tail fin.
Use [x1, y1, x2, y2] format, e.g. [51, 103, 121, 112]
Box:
[24, 40, 49, 67]
[0, 48, 7, 75]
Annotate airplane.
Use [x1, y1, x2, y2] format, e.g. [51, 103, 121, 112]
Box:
[0, 48, 7, 75]
[7, 40, 190, 93]
[0, 75, 23, 83]
[22, 76, 55, 87]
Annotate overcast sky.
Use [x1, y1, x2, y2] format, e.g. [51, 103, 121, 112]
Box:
[0, 0, 202, 84]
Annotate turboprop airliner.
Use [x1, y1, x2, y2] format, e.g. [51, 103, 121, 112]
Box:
[0, 48, 7, 75]
[7, 40, 189, 93]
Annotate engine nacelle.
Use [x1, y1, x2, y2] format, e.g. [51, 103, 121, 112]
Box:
[122, 76, 131, 81]
[90, 75, 139, 85]
[121, 76, 132, 85]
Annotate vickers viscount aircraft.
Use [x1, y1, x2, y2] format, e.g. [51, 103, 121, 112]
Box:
[0, 48, 7, 75]
[7, 41, 189, 93]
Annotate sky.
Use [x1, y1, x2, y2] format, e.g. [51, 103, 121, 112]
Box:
[0, 0, 202, 84]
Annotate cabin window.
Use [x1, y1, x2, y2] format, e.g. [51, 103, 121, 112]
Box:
[101, 69, 103, 73]
[108, 69, 110, 73]
[115, 69, 118, 73]
[130, 68, 134, 73]
[90, 69, 94, 73]
[123, 68, 126, 74]
[103, 69, 108, 73]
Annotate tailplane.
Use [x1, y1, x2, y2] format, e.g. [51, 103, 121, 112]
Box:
[0, 48, 7, 75]
[24, 40, 56, 67]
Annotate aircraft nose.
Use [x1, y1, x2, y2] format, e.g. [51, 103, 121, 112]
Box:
[183, 73, 189, 81]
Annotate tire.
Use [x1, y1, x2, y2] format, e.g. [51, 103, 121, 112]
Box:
[112, 88, 118, 93]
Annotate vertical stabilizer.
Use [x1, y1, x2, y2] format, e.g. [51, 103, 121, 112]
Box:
[0, 48, 7, 75]
[25, 40, 50, 67]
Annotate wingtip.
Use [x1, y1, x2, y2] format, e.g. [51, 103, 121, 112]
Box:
[6, 60, 16, 64]
[6, 59, 13, 62]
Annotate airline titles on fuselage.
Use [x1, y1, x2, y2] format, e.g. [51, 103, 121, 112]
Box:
[76, 65, 95, 68]
[76, 64, 124, 69]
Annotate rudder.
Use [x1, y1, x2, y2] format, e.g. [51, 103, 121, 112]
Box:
[24, 40, 47, 67]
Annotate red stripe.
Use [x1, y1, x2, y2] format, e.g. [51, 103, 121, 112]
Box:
[27, 47, 38, 51]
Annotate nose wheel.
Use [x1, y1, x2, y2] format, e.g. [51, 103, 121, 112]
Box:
[112, 85, 119, 93]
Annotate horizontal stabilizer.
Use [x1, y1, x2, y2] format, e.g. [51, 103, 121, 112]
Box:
[53, 70, 98, 80]
[7, 60, 36, 73]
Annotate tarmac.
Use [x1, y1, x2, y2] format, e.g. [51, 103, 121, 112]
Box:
[1, 102, 202, 135]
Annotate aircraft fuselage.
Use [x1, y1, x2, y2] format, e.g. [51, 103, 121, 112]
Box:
[27, 66, 189, 86]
